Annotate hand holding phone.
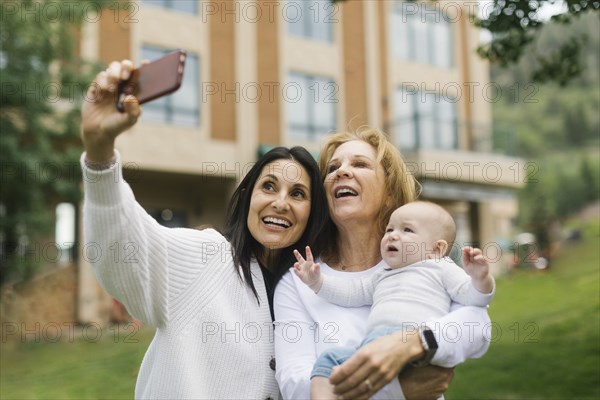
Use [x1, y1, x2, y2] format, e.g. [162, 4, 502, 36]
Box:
[117, 49, 187, 112]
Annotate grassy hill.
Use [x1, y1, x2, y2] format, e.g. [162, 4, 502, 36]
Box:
[446, 218, 600, 399]
[0, 322, 154, 399]
[1, 219, 599, 399]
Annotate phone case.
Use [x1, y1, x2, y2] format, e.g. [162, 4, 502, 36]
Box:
[117, 49, 187, 112]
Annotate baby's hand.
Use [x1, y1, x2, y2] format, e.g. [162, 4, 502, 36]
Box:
[293, 246, 323, 292]
[462, 246, 494, 294]
[462, 246, 488, 277]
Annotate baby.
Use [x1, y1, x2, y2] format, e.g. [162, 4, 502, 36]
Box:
[293, 201, 495, 399]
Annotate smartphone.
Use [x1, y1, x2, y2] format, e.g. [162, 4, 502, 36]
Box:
[116, 49, 187, 112]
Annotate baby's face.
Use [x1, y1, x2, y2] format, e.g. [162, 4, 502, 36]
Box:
[380, 203, 441, 268]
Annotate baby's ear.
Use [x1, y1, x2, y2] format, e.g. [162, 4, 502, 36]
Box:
[433, 240, 449, 260]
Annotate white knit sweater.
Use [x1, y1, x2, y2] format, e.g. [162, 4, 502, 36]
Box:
[81, 152, 279, 400]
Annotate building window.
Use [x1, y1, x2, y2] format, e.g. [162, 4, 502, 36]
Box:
[394, 88, 457, 151]
[142, 0, 197, 14]
[286, 0, 334, 42]
[391, 1, 453, 68]
[140, 47, 200, 127]
[286, 72, 337, 142]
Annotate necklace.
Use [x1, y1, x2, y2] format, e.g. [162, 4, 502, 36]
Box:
[329, 256, 382, 272]
[332, 261, 358, 272]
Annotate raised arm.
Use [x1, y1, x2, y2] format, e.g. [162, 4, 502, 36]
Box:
[432, 250, 494, 367]
[81, 60, 174, 326]
[318, 273, 376, 307]
[441, 255, 495, 308]
[82, 152, 171, 327]
[81, 61, 221, 328]
[293, 247, 377, 307]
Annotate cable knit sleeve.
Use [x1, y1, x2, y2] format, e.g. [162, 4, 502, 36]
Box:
[80, 151, 225, 328]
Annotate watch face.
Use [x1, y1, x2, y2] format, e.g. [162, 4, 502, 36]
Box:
[410, 328, 438, 368]
[423, 329, 439, 350]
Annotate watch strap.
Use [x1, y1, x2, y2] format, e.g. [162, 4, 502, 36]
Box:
[411, 326, 438, 367]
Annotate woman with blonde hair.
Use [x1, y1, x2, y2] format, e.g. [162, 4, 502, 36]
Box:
[274, 128, 491, 399]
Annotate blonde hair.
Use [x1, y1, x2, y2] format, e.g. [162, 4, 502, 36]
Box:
[319, 127, 420, 238]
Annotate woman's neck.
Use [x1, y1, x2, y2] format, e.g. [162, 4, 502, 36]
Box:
[257, 248, 281, 273]
[326, 222, 382, 272]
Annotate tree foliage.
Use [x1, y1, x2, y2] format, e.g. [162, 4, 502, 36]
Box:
[490, 10, 600, 253]
[476, 0, 599, 86]
[490, 12, 599, 156]
[518, 154, 599, 229]
[0, 0, 108, 284]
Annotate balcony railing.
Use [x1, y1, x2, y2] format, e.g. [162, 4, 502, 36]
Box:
[386, 114, 518, 157]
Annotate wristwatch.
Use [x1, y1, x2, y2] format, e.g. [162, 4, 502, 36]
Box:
[411, 326, 438, 367]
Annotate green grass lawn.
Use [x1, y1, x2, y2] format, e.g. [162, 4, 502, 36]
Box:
[1, 219, 599, 399]
[1, 323, 155, 399]
[446, 218, 600, 399]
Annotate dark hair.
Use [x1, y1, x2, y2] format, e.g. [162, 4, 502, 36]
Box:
[223, 146, 329, 303]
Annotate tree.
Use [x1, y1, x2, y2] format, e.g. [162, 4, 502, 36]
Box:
[580, 157, 600, 204]
[333, 0, 600, 86]
[0, 0, 108, 285]
[476, 0, 599, 86]
[563, 106, 589, 146]
[488, 9, 599, 164]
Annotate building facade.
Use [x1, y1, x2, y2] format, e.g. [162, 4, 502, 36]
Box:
[77, 0, 524, 323]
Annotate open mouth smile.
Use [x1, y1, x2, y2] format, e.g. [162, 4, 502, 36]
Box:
[262, 216, 292, 229]
[334, 186, 358, 199]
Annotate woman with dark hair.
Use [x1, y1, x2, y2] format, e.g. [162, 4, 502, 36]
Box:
[80, 60, 328, 399]
[224, 146, 330, 317]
